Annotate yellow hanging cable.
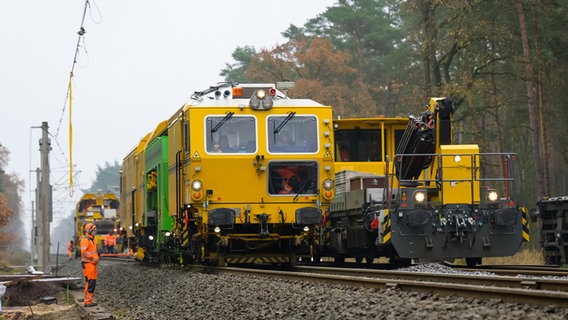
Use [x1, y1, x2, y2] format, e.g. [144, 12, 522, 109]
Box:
[69, 71, 74, 197]
[56, 0, 89, 198]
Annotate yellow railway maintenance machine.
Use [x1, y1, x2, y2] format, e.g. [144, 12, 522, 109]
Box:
[324, 97, 528, 267]
[120, 82, 335, 266]
[74, 192, 122, 256]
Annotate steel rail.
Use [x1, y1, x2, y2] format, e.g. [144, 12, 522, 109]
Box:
[294, 265, 568, 292]
[208, 266, 568, 308]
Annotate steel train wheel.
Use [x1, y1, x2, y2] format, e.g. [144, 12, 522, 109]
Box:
[466, 257, 482, 267]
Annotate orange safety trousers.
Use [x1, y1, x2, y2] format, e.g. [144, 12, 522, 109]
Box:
[83, 262, 97, 304]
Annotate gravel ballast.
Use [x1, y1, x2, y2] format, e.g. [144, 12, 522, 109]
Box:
[57, 258, 568, 320]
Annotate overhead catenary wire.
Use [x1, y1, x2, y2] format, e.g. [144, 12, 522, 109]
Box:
[52, 0, 102, 197]
[54, 0, 90, 140]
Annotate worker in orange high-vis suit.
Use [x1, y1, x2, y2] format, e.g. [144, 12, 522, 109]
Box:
[104, 232, 116, 254]
[278, 167, 301, 194]
[81, 223, 99, 307]
[67, 240, 74, 260]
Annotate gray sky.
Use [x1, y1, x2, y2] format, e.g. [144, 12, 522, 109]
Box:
[0, 0, 336, 245]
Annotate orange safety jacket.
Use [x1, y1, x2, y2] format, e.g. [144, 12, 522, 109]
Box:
[278, 167, 301, 194]
[81, 235, 99, 279]
[104, 234, 116, 246]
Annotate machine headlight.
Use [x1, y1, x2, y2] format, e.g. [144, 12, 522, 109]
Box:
[322, 179, 334, 191]
[303, 226, 310, 232]
[454, 155, 462, 163]
[414, 190, 426, 203]
[214, 226, 221, 233]
[148, 235, 154, 241]
[164, 231, 171, 237]
[250, 89, 273, 110]
[256, 89, 266, 99]
[192, 180, 202, 191]
[487, 190, 499, 202]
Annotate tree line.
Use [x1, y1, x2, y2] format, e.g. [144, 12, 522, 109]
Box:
[0, 144, 25, 263]
[221, 0, 568, 203]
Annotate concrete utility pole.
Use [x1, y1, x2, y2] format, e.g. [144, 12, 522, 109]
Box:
[34, 170, 40, 267]
[30, 200, 35, 266]
[37, 121, 52, 273]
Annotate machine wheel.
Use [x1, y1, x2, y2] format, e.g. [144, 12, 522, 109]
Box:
[355, 257, 363, 264]
[365, 256, 375, 264]
[389, 256, 411, 268]
[545, 254, 561, 266]
[466, 257, 482, 267]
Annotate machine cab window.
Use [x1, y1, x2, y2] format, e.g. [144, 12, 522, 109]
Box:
[267, 114, 318, 153]
[205, 115, 257, 154]
[268, 161, 319, 196]
[334, 129, 382, 162]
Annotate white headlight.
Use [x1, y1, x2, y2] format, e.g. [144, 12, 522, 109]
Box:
[323, 179, 334, 191]
[256, 89, 266, 99]
[214, 226, 221, 233]
[454, 155, 462, 163]
[487, 190, 499, 202]
[303, 226, 310, 232]
[192, 180, 202, 191]
[148, 235, 154, 241]
[414, 190, 426, 203]
[165, 231, 171, 237]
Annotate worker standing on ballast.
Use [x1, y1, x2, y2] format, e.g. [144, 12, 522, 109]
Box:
[81, 223, 99, 307]
[104, 232, 116, 254]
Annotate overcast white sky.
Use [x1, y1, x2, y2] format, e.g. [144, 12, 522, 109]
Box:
[0, 0, 336, 246]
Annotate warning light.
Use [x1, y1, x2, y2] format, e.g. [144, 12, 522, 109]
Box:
[232, 87, 243, 98]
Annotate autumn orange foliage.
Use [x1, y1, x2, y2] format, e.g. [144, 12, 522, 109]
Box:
[0, 192, 15, 263]
[246, 36, 377, 118]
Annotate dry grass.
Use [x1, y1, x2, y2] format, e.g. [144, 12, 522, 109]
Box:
[482, 247, 545, 265]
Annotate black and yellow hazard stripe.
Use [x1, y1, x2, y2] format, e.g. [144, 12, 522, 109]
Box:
[174, 217, 190, 247]
[382, 209, 391, 244]
[181, 228, 190, 247]
[226, 256, 291, 264]
[521, 207, 530, 242]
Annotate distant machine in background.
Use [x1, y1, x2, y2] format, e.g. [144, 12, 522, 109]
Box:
[74, 192, 123, 257]
[533, 196, 568, 265]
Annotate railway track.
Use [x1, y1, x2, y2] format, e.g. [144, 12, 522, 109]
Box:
[447, 263, 568, 278]
[201, 264, 568, 308]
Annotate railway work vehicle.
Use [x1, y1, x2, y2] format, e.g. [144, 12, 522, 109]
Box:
[322, 97, 529, 267]
[74, 192, 121, 256]
[120, 82, 335, 266]
[534, 196, 568, 265]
